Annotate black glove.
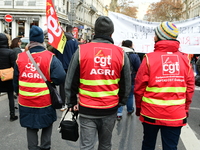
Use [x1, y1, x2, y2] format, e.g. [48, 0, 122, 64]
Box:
[135, 107, 141, 116]
[186, 112, 189, 118]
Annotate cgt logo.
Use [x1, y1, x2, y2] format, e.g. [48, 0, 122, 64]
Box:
[161, 55, 180, 75]
[94, 48, 112, 68]
[25, 56, 42, 72]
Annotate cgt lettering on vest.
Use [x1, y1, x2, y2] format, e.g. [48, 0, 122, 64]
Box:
[162, 55, 180, 75]
[163, 62, 179, 74]
[94, 56, 111, 67]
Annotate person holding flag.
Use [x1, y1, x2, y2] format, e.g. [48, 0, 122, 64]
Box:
[54, 25, 79, 111]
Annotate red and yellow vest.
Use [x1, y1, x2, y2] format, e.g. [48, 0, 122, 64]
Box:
[79, 43, 124, 109]
[140, 51, 192, 126]
[16, 51, 53, 108]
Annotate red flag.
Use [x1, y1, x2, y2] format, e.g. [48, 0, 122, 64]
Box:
[46, 0, 66, 53]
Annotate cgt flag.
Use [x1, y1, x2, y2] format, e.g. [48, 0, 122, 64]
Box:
[46, 0, 66, 53]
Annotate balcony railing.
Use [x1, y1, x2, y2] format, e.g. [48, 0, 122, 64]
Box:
[89, 5, 97, 15]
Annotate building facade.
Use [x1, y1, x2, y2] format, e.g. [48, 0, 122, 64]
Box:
[182, 0, 200, 20]
[0, 0, 110, 40]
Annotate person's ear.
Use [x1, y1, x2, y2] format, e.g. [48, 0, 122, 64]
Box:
[154, 35, 159, 42]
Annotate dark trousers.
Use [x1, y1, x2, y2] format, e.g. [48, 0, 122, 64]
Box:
[142, 122, 182, 150]
[27, 124, 53, 150]
[79, 113, 117, 150]
[59, 82, 65, 104]
[7, 91, 15, 115]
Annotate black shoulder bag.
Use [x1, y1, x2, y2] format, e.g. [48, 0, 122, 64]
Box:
[59, 108, 79, 142]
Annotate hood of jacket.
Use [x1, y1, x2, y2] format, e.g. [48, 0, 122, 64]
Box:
[154, 40, 180, 52]
[65, 32, 74, 41]
[121, 46, 134, 53]
[0, 33, 9, 49]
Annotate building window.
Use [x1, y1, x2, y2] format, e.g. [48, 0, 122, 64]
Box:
[4, 1, 12, 6]
[16, 1, 24, 6]
[17, 21, 25, 37]
[30, 21, 39, 27]
[28, 1, 36, 6]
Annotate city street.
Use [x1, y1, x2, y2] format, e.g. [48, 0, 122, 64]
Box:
[0, 88, 200, 150]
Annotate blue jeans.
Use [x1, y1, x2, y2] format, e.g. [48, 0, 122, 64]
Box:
[142, 123, 182, 150]
[79, 113, 117, 150]
[117, 85, 134, 116]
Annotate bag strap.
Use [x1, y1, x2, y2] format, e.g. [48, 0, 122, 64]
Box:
[59, 108, 79, 127]
[58, 108, 70, 128]
[61, 108, 70, 122]
[26, 51, 47, 81]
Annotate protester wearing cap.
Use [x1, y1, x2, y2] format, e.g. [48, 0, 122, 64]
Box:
[65, 16, 131, 149]
[13, 25, 66, 150]
[134, 21, 195, 150]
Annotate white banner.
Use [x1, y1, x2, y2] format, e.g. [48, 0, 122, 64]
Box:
[108, 11, 200, 54]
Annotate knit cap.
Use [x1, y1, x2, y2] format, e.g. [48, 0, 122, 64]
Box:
[155, 22, 179, 40]
[94, 16, 114, 36]
[29, 25, 44, 43]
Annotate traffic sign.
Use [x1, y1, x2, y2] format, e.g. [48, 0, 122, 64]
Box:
[4, 15, 13, 23]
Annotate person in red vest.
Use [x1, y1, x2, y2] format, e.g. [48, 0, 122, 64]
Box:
[65, 16, 131, 150]
[13, 25, 66, 150]
[134, 22, 195, 150]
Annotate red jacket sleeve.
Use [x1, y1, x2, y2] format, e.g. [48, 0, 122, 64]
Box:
[134, 56, 149, 108]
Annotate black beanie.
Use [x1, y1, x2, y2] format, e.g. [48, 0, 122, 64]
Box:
[94, 16, 114, 36]
[29, 25, 44, 43]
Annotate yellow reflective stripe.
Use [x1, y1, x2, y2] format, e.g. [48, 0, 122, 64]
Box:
[79, 88, 119, 97]
[142, 97, 186, 106]
[146, 86, 186, 93]
[80, 78, 120, 85]
[141, 114, 186, 121]
[19, 81, 47, 88]
[19, 89, 49, 97]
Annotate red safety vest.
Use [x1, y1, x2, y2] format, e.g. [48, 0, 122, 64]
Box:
[79, 42, 124, 109]
[16, 51, 53, 108]
[140, 51, 192, 126]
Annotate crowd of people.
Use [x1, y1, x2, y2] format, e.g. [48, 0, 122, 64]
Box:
[0, 15, 196, 150]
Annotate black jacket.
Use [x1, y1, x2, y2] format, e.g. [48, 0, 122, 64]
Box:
[0, 33, 16, 92]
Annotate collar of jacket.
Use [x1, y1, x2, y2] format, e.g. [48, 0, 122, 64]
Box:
[93, 35, 114, 44]
[28, 41, 46, 53]
[121, 46, 135, 53]
[154, 40, 180, 53]
[65, 32, 74, 41]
